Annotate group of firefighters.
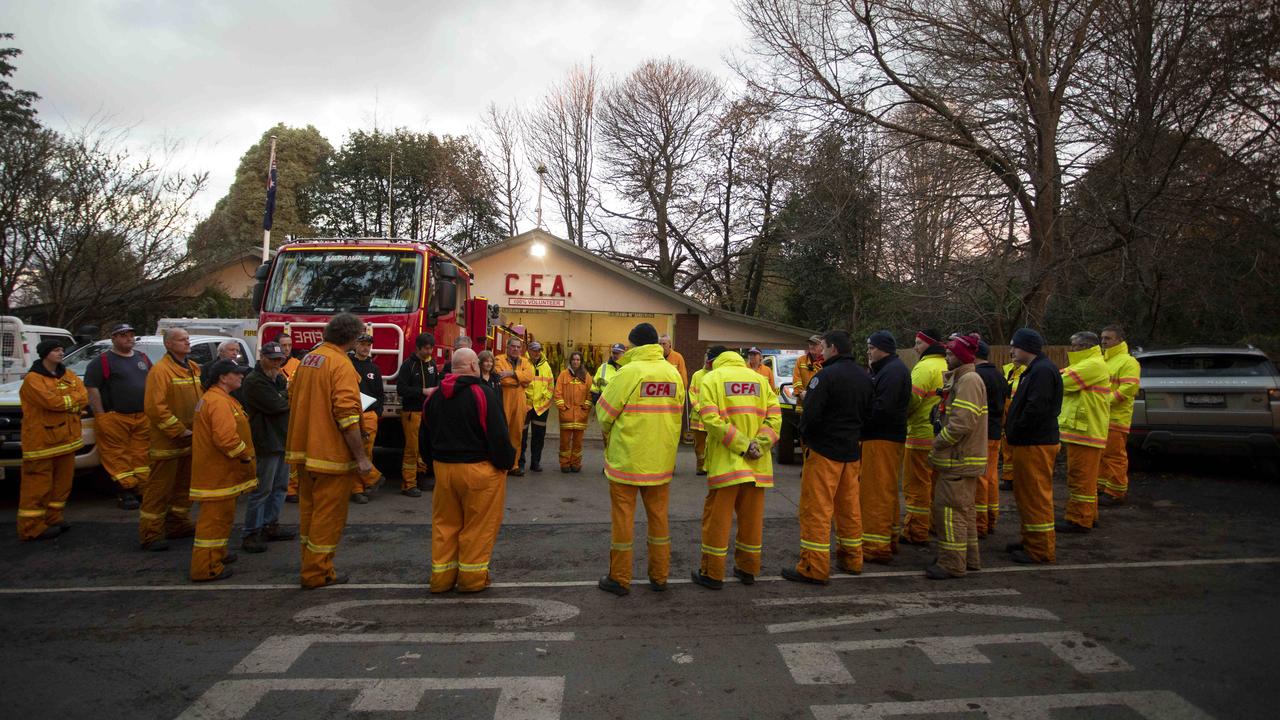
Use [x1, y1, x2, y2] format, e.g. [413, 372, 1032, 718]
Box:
[14, 311, 1139, 591]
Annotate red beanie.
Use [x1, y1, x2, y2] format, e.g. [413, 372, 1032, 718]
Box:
[946, 334, 980, 364]
[915, 330, 939, 346]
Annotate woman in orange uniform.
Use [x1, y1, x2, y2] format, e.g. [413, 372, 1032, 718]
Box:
[189, 360, 257, 582]
[554, 352, 592, 472]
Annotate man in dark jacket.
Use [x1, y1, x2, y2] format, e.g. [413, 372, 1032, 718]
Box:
[1004, 328, 1063, 564]
[420, 348, 515, 593]
[783, 330, 874, 584]
[395, 333, 440, 496]
[860, 330, 911, 564]
[974, 341, 1010, 536]
[348, 334, 385, 504]
[239, 342, 295, 552]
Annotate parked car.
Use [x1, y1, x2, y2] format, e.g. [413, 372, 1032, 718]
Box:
[766, 350, 805, 465]
[0, 316, 75, 385]
[0, 334, 256, 481]
[1130, 346, 1280, 477]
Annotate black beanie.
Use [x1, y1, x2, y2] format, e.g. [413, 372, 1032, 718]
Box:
[976, 340, 991, 360]
[706, 345, 728, 362]
[36, 339, 66, 359]
[1010, 327, 1045, 355]
[628, 322, 659, 347]
[867, 330, 896, 353]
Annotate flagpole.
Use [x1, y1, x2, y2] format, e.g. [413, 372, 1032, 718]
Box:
[261, 135, 278, 263]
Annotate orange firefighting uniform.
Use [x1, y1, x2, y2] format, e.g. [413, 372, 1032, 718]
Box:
[751, 361, 775, 388]
[696, 351, 781, 581]
[285, 342, 364, 588]
[553, 368, 591, 471]
[352, 410, 381, 495]
[859, 439, 904, 562]
[902, 353, 946, 542]
[17, 365, 88, 539]
[141, 354, 202, 545]
[95, 411, 150, 492]
[280, 356, 300, 381]
[189, 385, 257, 581]
[1059, 346, 1111, 528]
[977, 439, 1001, 536]
[597, 344, 685, 588]
[494, 353, 533, 471]
[1099, 341, 1141, 500]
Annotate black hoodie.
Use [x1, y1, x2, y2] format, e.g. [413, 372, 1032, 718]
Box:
[1005, 354, 1063, 446]
[863, 354, 911, 442]
[419, 373, 515, 469]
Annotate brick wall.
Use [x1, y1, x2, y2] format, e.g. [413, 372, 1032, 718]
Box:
[674, 313, 706, 374]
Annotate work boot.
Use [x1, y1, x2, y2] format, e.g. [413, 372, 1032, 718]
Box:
[864, 555, 894, 566]
[242, 531, 268, 554]
[166, 526, 195, 540]
[1005, 542, 1024, 553]
[530, 463, 543, 473]
[302, 573, 350, 590]
[925, 564, 959, 580]
[898, 534, 929, 547]
[733, 568, 756, 585]
[837, 563, 863, 576]
[648, 577, 668, 592]
[29, 526, 62, 541]
[141, 538, 170, 552]
[117, 491, 140, 510]
[560, 467, 570, 473]
[696, 469, 707, 476]
[999, 480, 1013, 491]
[194, 567, 234, 583]
[285, 494, 299, 503]
[351, 492, 370, 504]
[1098, 494, 1125, 507]
[510, 467, 525, 477]
[780, 567, 828, 585]
[571, 467, 581, 473]
[690, 571, 723, 590]
[1055, 520, 1091, 534]
[223, 553, 238, 565]
[1010, 549, 1044, 564]
[56, 522, 72, 533]
[597, 576, 629, 596]
[401, 487, 423, 498]
[265, 524, 295, 541]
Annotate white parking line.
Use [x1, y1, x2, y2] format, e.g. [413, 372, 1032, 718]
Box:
[232, 632, 577, 674]
[0, 555, 1276, 595]
[809, 690, 1213, 720]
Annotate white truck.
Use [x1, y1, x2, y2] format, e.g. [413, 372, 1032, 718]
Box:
[1, 316, 76, 385]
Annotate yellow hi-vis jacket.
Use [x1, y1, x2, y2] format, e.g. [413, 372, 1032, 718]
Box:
[591, 360, 621, 398]
[145, 353, 202, 460]
[525, 356, 555, 415]
[1104, 341, 1142, 433]
[285, 342, 363, 474]
[596, 343, 685, 485]
[190, 385, 257, 500]
[19, 364, 88, 460]
[906, 353, 947, 449]
[687, 367, 709, 431]
[1003, 361, 1027, 395]
[696, 352, 781, 489]
[1059, 346, 1112, 448]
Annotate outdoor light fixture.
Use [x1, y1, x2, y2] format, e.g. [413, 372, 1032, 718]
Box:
[530, 242, 547, 258]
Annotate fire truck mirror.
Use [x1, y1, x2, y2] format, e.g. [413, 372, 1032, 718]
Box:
[429, 261, 459, 318]
[250, 262, 272, 313]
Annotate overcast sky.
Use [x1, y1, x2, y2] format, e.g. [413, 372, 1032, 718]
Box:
[6, 0, 748, 217]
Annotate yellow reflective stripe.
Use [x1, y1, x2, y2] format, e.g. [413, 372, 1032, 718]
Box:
[458, 561, 489, 572]
[945, 507, 955, 543]
[337, 415, 360, 429]
[701, 544, 729, 557]
[938, 427, 954, 444]
[62, 394, 72, 411]
[138, 510, 164, 520]
[862, 533, 892, 543]
[150, 447, 191, 459]
[17, 508, 46, 517]
[298, 535, 309, 545]
[227, 441, 247, 458]
[734, 541, 762, 552]
[1069, 493, 1097, 503]
[171, 378, 197, 386]
[23, 438, 85, 459]
[193, 537, 228, 548]
[836, 536, 862, 547]
[432, 561, 459, 572]
[189, 478, 258, 499]
[938, 540, 967, 550]
[169, 506, 190, 515]
[1023, 522, 1055, 532]
[285, 451, 305, 463]
[158, 416, 180, 429]
[905, 504, 930, 515]
[610, 542, 633, 551]
[647, 536, 670, 545]
[47, 501, 66, 509]
[134, 466, 150, 475]
[306, 457, 358, 472]
[800, 538, 829, 553]
[305, 539, 339, 553]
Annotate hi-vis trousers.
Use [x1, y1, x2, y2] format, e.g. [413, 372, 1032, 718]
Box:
[1011, 444, 1058, 562]
[1064, 442, 1103, 528]
[139, 454, 194, 545]
[901, 448, 937, 543]
[17, 453, 74, 539]
[795, 448, 862, 580]
[608, 482, 670, 588]
[298, 468, 354, 588]
[976, 439, 1002, 536]
[933, 473, 980, 577]
[352, 410, 382, 495]
[1098, 429, 1130, 499]
[95, 411, 150, 491]
[859, 440, 903, 562]
[190, 498, 235, 581]
[430, 461, 507, 593]
[699, 483, 765, 581]
[400, 411, 425, 488]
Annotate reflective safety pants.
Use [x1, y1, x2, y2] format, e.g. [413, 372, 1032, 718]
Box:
[1011, 444, 1058, 562]
[859, 439, 903, 562]
[400, 411, 424, 488]
[352, 410, 382, 494]
[901, 448, 936, 543]
[1098, 430, 1130, 499]
[298, 469, 354, 588]
[1064, 442, 1103, 528]
[1000, 437, 1014, 480]
[287, 466, 298, 498]
[933, 473, 980, 576]
[139, 455, 194, 545]
[190, 498, 235, 581]
[504, 399, 525, 472]
[608, 482, 670, 587]
[558, 428, 584, 471]
[520, 409, 548, 469]
[699, 483, 765, 581]
[976, 439, 1001, 536]
[95, 411, 150, 491]
[796, 448, 862, 579]
[17, 452, 74, 539]
[430, 460, 507, 593]
[692, 429, 707, 473]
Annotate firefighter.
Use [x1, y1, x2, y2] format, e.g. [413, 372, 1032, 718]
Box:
[926, 335, 988, 579]
[591, 343, 625, 447]
[553, 351, 592, 473]
[277, 333, 301, 381]
[1098, 324, 1141, 505]
[139, 328, 202, 551]
[781, 330, 874, 584]
[901, 329, 946, 545]
[596, 323, 685, 596]
[999, 359, 1027, 490]
[659, 333, 688, 388]
[421, 348, 515, 593]
[861, 331, 910, 564]
[792, 335, 825, 410]
[17, 340, 87, 541]
[83, 323, 151, 510]
[285, 313, 375, 589]
[189, 360, 256, 582]
[520, 341, 554, 473]
[1057, 331, 1112, 533]
[395, 333, 439, 496]
[973, 341, 1009, 537]
[349, 334, 385, 503]
[1004, 328, 1063, 564]
[240, 341, 294, 554]
[687, 351, 712, 476]
[746, 348, 775, 387]
[691, 346, 781, 589]
[494, 337, 533, 475]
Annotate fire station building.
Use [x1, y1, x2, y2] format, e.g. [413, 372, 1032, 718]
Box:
[462, 229, 814, 368]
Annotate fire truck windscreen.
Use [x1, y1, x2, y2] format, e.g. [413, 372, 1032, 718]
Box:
[264, 250, 422, 314]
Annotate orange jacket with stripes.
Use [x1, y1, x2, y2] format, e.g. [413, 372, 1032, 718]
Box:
[144, 353, 203, 460]
[1058, 346, 1112, 448]
[19, 364, 88, 461]
[553, 368, 592, 430]
[190, 385, 257, 501]
[697, 352, 782, 489]
[596, 344, 685, 485]
[284, 342, 363, 474]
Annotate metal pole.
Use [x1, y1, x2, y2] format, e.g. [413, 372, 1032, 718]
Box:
[388, 146, 395, 238]
[262, 135, 278, 263]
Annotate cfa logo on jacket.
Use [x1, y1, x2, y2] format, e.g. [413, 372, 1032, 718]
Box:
[301, 354, 326, 368]
[724, 382, 760, 397]
[640, 382, 677, 398]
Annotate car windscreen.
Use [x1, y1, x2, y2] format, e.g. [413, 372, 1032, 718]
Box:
[64, 342, 168, 377]
[264, 250, 422, 314]
[775, 355, 799, 379]
[1138, 354, 1277, 378]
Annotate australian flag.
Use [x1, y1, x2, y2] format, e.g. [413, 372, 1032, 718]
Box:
[262, 157, 278, 231]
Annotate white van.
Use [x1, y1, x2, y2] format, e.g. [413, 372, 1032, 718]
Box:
[0, 316, 76, 385]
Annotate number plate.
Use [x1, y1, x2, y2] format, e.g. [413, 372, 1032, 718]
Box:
[1184, 394, 1225, 407]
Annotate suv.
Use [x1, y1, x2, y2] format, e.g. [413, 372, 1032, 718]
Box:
[768, 350, 805, 465]
[0, 334, 255, 480]
[1130, 346, 1280, 476]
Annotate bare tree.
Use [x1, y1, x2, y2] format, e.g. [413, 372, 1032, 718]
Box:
[595, 58, 725, 290]
[525, 63, 597, 245]
[476, 102, 528, 236]
[0, 126, 58, 313]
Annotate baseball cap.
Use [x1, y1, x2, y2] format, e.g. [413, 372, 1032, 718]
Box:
[204, 358, 251, 388]
[356, 333, 374, 343]
[747, 347, 762, 355]
[807, 334, 822, 344]
[260, 341, 286, 359]
[109, 323, 135, 336]
[529, 341, 543, 351]
[610, 343, 625, 353]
